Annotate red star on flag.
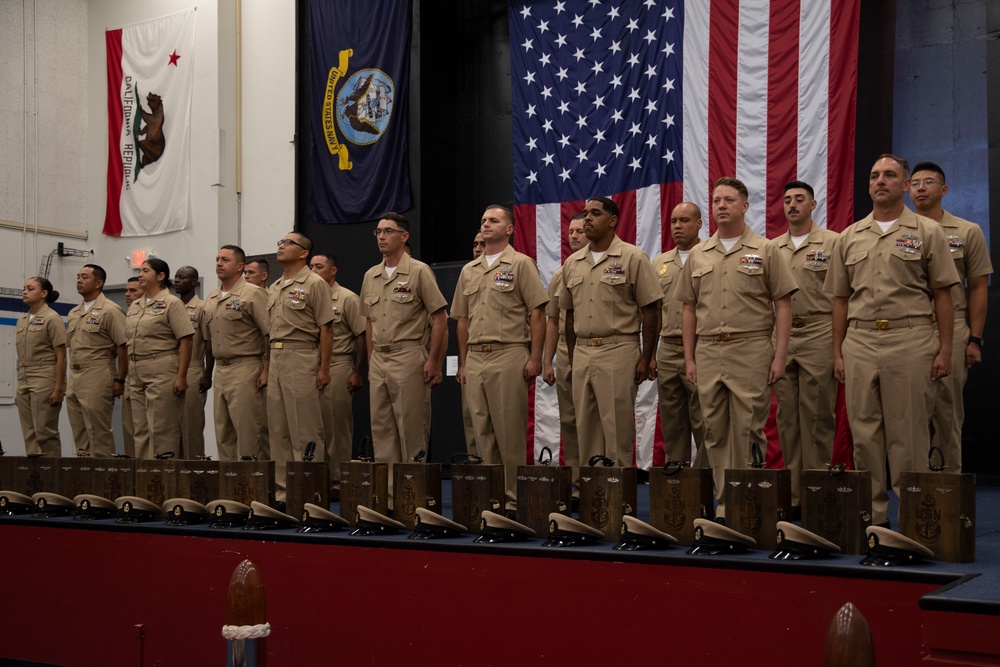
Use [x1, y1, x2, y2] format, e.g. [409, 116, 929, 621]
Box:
[168, 50, 181, 66]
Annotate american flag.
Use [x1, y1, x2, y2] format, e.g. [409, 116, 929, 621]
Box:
[511, 0, 861, 469]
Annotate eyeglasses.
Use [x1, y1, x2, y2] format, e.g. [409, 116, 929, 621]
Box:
[373, 228, 402, 237]
[277, 238, 306, 249]
[912, 178, 944, 188]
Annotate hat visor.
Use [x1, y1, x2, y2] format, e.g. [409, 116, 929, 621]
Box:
[474, 531, 527, 543]
[687, 543, 738, 556]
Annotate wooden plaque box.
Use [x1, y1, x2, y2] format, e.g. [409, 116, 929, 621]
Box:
[286, 461, 330, 521]
[579, 465, 638, 542]
[8, 458, 60, 497]
[648, 466, 715, 545]
[801, 468, 872, 555]
[516, 464, 573, 537]
[56, 458, 93, 499]
[177, 459, 221, 505]
[90, 459, 136, 501]
[341, 461, 388, 525]
[450, 462, 504, 533]
[135, 460, 180, 506]
[899, 471, 975, 563]
[393, 463, 443, 530]
[0, 457, 15, 490]
[723, 467, 792, 550]
[219, 460, 275, 507]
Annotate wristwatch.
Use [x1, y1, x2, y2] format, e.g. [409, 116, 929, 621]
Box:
[113, 378, 126, 385]
[968, 336, 984, 348]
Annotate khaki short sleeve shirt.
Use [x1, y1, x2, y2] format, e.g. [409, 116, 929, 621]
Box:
[652, 246, 695, 337]
[66, 293, 125, 364]
[330, 283, 365, 355]
[204, 277, 270, 359]
[826, 208, 961, 321]
[361, 253, 448, 345]
[451, 245, 548, 344]
[556, 235, 661, 338]
[125, 292, 194, 356]
[675, 226, 798, 335]
[939, 210, 993, 313]
[267, 266, 335, 343]
[774, 225, 839, 317]
[17, 304, 66, 364]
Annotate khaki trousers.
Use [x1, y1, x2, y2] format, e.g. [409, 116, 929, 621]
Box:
[213, 357, 265, 461]
[322, 355, 356, 491]
[268, 348, 325, 502]
[67, 362, 116, 458]
[931, 318, 969, 472]
[555, 340, 580, 487]
[16, 365, 61, 457]
[695, 336, 773, 519]
[467, 345, 530, 510]
[774, 321, 838, 506]
[460, 382, 477, 456]
[572, 341, 640, 468]
[369, 345, 429, 506]
[258, 386, 270, 460]
[122, 386, 135, 457]
[180, 366, 206, 459]
[843, 325, 937, 525]
[656, 339, 706, 466]
[129, 354, 182, 459]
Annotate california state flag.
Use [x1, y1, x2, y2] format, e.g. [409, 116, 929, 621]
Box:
[104, 9, 196, 237]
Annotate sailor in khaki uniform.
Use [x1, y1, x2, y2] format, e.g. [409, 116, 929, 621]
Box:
[461, 233, 487, 455]
[310, 252, 366, 497]
[362, 213, 448, 505]
[66, 264, 127, 458]
[828, 155, 960, 526]
[650, 202, 706, 466]
[125, 260, 194, 459]
[542, 215, 587, 488]
[268, 232, 334, 504]
[121, 277, 144, 457]
[174, 267, 210, 459]
[772, 182, 840, 508]
[452, 205, 548, 512]
[204, 246, 270, 461]
[559, 197, 661, 468]
[909, 162, 993, 472]
[242, 258, 271, 460]
[675, 178, 797, 519]
[16, 277, 66, 457]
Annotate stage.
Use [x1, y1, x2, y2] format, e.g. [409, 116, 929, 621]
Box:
[2, 483, 999, 666]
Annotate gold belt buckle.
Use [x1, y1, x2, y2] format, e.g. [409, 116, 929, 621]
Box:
[792, 316, 806, 328]
[718, 332, 732, 342]
[589, 337, 603, 347]
[273, 342, 284, 349]
[875, 319, 890, 330]
[481, 343, 493, 353]
[378, 344, 392, 353]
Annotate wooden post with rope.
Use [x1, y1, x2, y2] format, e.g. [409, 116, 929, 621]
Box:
[223, 559, 269, 667]
[824, 602, 875, 666]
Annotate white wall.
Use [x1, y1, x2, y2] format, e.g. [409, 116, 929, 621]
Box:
[0, 0, 296, 456]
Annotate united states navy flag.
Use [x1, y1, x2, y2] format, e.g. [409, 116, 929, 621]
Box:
[308, 0, 412, 224]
